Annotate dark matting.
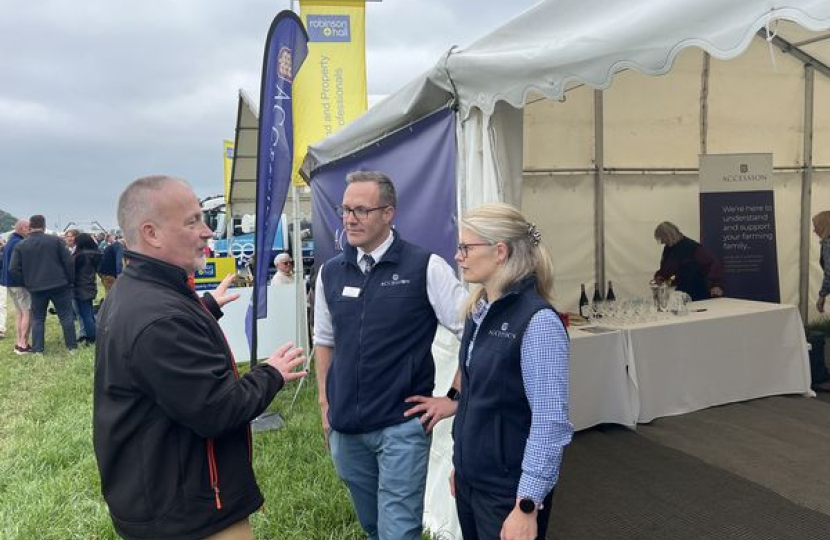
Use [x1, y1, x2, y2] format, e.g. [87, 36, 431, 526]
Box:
[548, 422, 830, 540]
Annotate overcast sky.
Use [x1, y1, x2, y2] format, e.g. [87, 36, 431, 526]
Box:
[0, 0, 542, 231]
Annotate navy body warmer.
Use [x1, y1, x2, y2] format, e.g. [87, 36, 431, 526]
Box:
[453, 277, 554, 497]
[322, 233, 438, 434]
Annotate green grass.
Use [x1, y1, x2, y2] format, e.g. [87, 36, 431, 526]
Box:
[0, 298, 381, 539]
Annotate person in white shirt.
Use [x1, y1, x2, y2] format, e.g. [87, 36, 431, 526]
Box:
[271, 252, 294, 284]
[313, 170, 466, 540]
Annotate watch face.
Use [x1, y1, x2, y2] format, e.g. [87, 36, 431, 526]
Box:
[519, 498, 536, 514]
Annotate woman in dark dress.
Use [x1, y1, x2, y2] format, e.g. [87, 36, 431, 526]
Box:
[73, 233, 102, 343]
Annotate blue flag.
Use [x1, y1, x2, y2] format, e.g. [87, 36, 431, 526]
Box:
[246, 11, 309, 361]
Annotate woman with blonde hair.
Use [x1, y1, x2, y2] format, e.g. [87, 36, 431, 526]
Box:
[813, 211, 830, 314]
[408, 203, 572, 540]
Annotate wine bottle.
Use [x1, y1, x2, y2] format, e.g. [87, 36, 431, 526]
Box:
[579, 283, 589, 317]
[592, 282, 603, 312]
[606, 280, 616, 302]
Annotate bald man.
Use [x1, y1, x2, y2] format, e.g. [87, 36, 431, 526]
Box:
[1, 220, 32, 352]
[93, 176, 307, 540]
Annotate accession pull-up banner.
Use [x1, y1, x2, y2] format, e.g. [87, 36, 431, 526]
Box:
[699, 153, 780, 302]
[293, 0, 368, 186]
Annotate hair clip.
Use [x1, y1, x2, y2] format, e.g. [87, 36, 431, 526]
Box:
[527, 222, 542, 246]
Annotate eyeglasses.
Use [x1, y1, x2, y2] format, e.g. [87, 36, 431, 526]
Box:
[335, 205, 389, 221]
[457, 242, 492, 258]
[279, 260, 294, 265]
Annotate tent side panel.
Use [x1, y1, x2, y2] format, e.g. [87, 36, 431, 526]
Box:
[707, 38, 805, 167]
[774, 172, 806, 307]
[522, 173, 595, 313]
[813, 73, 830, 167]
[523, 86, 595, 170]
[604, 49, 703, 169]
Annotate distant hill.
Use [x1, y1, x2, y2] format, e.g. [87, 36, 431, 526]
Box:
[0, 209, 18, 232]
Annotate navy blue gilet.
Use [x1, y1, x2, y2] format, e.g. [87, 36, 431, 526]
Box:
[322, 232, 438, 434]
[452, 276, 553, 497]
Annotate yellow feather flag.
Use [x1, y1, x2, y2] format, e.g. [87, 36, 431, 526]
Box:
[293, 0, 368, 186]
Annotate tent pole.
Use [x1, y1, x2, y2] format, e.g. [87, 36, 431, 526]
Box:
[700, 52, 710, 156]
[799, 65, 815, 321]
[593, 90, 605, 290]
[292, 184, 309, 353]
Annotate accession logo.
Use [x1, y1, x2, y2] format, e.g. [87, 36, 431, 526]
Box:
[307, 14, 351, 42]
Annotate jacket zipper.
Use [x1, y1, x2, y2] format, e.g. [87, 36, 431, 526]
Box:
[206, 439, 222, 510]
[194, 292, 250, 512]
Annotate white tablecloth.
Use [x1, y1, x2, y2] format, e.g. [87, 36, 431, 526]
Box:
[623, 298, 812, 423]
[569, 327, 638, 430]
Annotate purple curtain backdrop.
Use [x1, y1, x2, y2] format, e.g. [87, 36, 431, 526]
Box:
[310, 107, 458, 269]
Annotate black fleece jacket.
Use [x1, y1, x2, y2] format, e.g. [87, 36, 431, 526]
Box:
[93, 251, 284, 540]
[9, 230, 74, 292]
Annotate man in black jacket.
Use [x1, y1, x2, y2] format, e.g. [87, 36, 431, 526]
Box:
[9, 214, 77, 353]
[93, 175, 307, 540]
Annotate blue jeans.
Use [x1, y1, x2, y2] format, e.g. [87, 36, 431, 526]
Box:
[73, 299, 86, 339]
[76, 298, 96, 342]
[30, 287, 77, 353]
[329, 418, 431, 540]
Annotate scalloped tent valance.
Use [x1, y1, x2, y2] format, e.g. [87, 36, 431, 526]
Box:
[302, 0, 830, 175]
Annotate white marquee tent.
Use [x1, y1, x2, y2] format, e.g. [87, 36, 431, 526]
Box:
[302, 0, 830, 321]
[300, 0, 830, 537]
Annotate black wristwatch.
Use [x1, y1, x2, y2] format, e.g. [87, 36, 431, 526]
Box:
[518, 498, 537, 514]
[446, 387, 460, 401]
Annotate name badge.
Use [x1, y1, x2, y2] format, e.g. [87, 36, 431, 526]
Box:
[342, 286, 361, 298]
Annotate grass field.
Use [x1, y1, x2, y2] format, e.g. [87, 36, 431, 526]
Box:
[0, 297, 376, 540]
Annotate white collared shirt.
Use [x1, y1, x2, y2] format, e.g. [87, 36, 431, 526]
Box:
[313, 231, 466, 346]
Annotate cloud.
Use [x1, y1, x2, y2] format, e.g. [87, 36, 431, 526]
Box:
[0, 0, 542, 228]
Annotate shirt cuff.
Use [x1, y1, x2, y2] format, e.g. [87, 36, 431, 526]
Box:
[517, 472, 553, 505]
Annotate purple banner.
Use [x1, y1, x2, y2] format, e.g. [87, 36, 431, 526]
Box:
[310, 107, 458, 269]
[246, 11, 308, 357]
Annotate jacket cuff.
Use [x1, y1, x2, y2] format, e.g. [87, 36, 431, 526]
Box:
[201, 293, 223, 320]
[254, 363, 285, 391]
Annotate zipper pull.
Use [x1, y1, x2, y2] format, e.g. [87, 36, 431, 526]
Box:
[213, 483, 222, 510]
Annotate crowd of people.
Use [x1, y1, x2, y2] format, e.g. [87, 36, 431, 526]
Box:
[0, 219, 125, 354]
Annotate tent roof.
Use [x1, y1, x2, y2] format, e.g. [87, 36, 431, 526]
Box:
[227, 89, 259, 215]
[302, 0, 830, 176]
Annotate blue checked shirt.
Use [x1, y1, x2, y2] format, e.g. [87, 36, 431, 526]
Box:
[469, 301, 573, 504]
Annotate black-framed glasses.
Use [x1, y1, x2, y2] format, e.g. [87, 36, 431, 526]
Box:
[457, 242, 492, 258]
[335, 205, 389, 221]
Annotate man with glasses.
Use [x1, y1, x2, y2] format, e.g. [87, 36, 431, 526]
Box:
[271, 252, 295, 284]
[313, 170, 466, 540]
